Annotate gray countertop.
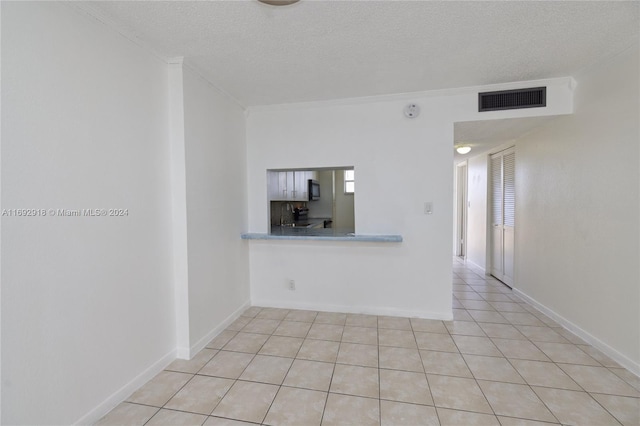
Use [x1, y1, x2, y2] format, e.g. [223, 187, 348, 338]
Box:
[242, 227, 402, 242]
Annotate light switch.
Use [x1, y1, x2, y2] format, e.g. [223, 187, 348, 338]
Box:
[424, 202, 433, 215]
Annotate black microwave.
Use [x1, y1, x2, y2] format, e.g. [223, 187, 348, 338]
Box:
[308, 179, 320, 201]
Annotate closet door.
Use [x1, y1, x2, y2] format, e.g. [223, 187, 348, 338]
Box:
[490, 147, 515, 287]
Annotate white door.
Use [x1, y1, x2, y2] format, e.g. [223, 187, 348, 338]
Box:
[490, 148, 515, 287]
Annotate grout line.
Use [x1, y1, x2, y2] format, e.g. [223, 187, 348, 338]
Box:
[583, 391, 636, 426]
[138, 373, 198, 426]
[455, 269, 564, 424]
[494, 413, 561, 425]
[319, 356, 338, 425]
[607, 368, 640, 393]
[413, 320, 443, 425]
[457, 268, 573, 426]
[260, 383, 282, 424]
[375, 320, 382, 424]
[449, 330, 500, 419]
[207, 413, 262, 425]
[109, 273, 637, 425]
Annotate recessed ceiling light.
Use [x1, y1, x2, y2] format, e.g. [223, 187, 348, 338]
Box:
[456, 146, 472, 155]
[258, 0, 300, 6]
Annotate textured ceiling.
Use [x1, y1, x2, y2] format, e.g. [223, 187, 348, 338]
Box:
[80, 1, 639, 107]
[453, 116, 558, 162]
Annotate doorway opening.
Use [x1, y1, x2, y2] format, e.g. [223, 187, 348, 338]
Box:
[453, 116, 558, 288]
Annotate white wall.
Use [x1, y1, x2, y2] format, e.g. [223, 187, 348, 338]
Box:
[182, 67, 250, 353]
[460, 43, 639, 371]
[245, 78, 573, 319]
[514, 44, 640, 371]
[246, 98, 456, 318]
[0, 3, 587, 421]
[1, 3, 175, 424]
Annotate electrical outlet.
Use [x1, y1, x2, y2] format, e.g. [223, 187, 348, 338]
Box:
[424, 202, 433, 215]
[288, 279, 296, 291]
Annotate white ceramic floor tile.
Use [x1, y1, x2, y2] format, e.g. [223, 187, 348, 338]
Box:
[98, 264, 640, 426]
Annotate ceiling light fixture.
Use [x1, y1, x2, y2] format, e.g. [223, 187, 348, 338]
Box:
[257, 0, 300, 6]
[456, 146, 472, 155]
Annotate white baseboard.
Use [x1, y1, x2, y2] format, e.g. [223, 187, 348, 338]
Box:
[251, 299, 453, 321]
[176, 346, 190, 360]
[74, 348, 176, 425]
[75, 300, 251, 425]
[186, 300, 251, 359]
[513, 288, 640, 377]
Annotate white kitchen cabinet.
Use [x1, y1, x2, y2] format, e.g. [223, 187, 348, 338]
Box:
[281, 171, 293, 200]
[293, 171, 308, 201]
[267, 170, 294, 201]
[267, 172, 280, 200]
[267, 170, 318, 201]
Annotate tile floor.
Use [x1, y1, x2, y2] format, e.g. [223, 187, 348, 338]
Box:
[97, 258, 640, 425]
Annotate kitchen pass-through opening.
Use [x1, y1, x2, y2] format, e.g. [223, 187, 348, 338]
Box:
[266, 167, 355, 235]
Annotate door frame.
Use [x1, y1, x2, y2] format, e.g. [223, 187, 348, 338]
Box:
[488, 146, 515, 287]
[455, 161, 468, 258]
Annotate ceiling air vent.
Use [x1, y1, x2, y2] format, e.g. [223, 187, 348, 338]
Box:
[479, 87, 546, 112]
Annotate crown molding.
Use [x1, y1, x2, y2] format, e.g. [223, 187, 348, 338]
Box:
[247, 76, 576, 113]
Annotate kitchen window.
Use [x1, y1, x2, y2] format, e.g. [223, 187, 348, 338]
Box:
[344, 169, 355, 194]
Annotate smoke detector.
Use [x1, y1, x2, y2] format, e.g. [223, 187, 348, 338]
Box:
[404, 103, 420, 118]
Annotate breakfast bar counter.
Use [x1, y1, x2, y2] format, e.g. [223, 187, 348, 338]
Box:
[241, 228, 402, 242]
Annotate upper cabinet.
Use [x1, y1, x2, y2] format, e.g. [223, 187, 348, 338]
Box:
[267, 172, 280, 200]
[293, 171, 308, 201]
[267, 170, 317, 201]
